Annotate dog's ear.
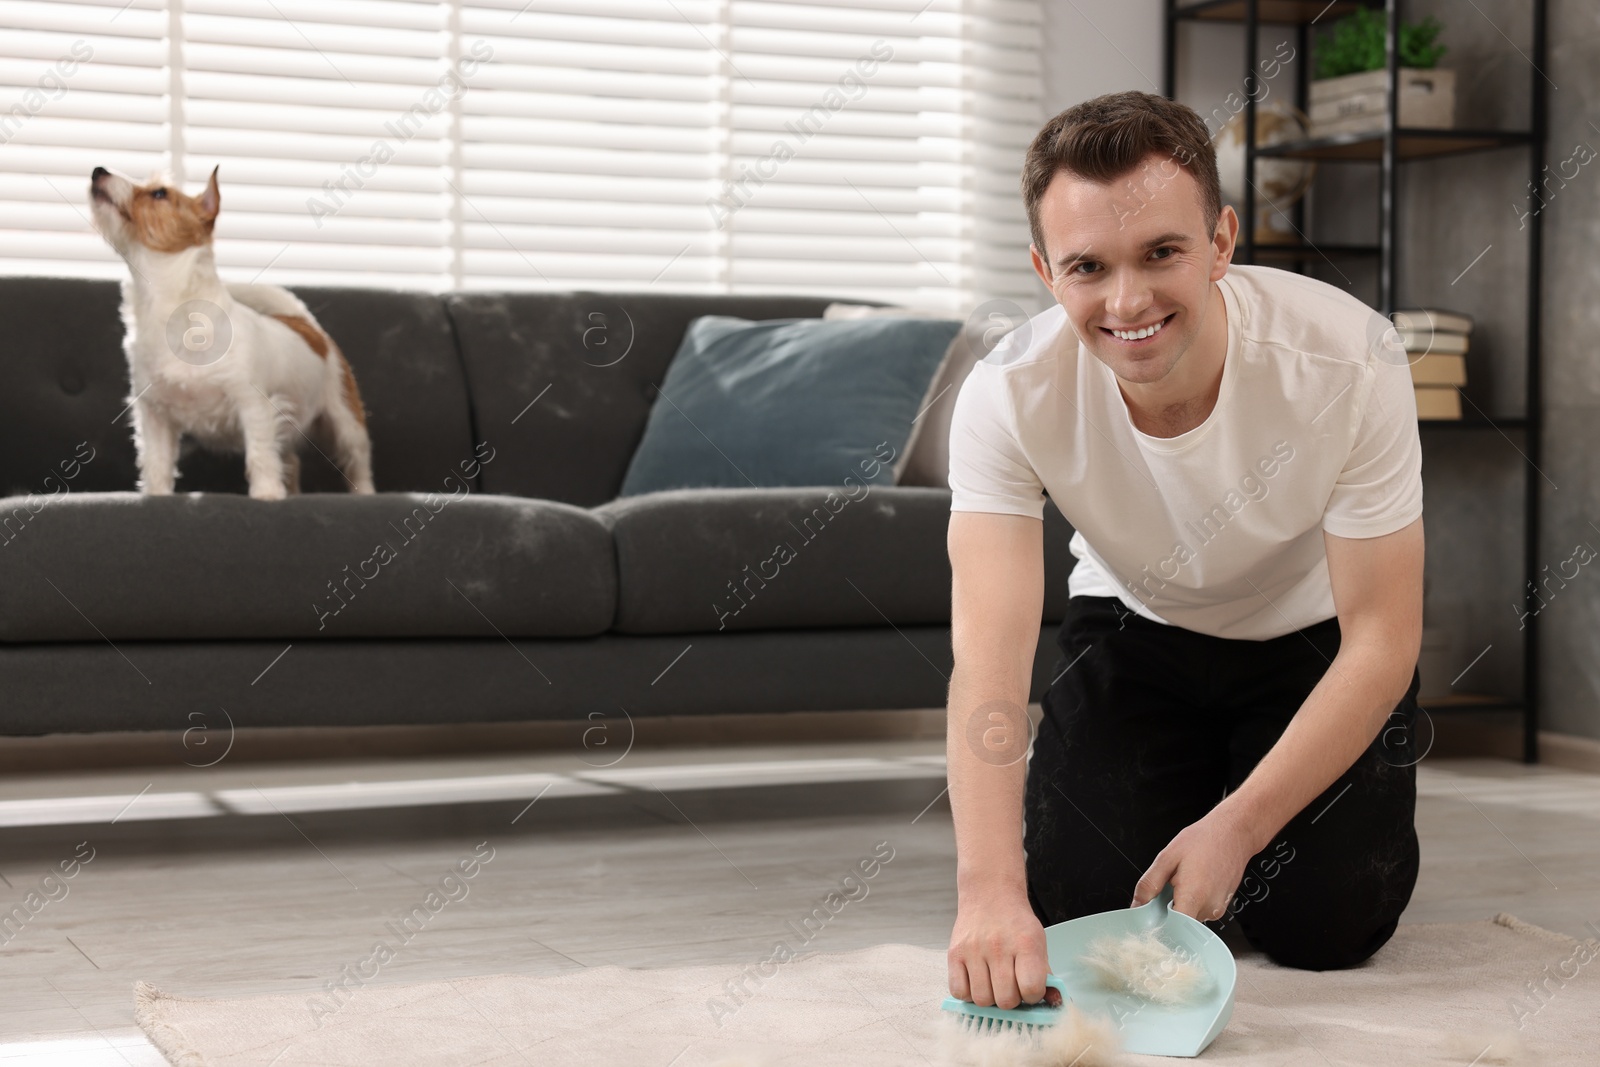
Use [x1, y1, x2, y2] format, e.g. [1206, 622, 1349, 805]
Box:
[199, 165, 220, 224]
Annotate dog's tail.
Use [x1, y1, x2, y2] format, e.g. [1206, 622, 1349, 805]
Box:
[320, 338, 376, 494]
[225, 282, 315, 321]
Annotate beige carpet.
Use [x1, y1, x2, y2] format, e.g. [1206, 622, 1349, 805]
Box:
[135, 913, 1598, 1066]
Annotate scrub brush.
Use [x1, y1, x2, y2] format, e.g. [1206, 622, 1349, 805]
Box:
[939, 975, 1068, 1034]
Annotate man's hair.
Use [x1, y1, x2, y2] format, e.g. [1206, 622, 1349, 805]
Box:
[1021, 91, 1221, 265]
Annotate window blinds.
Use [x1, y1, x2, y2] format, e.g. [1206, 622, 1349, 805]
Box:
[181, 0, 458, 290]
[714, 0, 1045, 311]
[0, 0, 169, 279]
[0, 0, 1043, 310]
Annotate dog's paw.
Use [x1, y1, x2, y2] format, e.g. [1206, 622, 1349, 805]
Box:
[248, 482, 288, 501]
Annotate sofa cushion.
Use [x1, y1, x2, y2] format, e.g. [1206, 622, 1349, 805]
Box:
[618, 314, 960, 496]
[0, 491, 615, 641]
[593, 486, 1078, 634]
[0, 277, 477, 497]
[823, 301, 1018, 489]
[444, 292, 884, 507]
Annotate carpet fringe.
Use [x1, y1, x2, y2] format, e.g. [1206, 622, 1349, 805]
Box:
[134, 979, 210, 1067]
[1490, 912, 1587, 946]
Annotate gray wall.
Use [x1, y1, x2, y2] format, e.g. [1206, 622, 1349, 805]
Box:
[1042, 0, 1164, 114]
[1042, 0, 1598, 742]
[1518, 0, 1600, 741]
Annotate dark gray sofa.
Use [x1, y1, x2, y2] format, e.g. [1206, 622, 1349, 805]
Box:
[0, 278, 1078, 736]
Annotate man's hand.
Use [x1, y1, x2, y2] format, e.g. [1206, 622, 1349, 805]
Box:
[1130, 804, 1258, 922]
[947, 886, 1051, 1009]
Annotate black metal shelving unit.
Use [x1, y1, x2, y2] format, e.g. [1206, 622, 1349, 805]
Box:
[1164, 0, 1547, 762]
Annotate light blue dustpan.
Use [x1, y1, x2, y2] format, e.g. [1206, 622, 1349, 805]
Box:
[1043, 883, 1236, 1057]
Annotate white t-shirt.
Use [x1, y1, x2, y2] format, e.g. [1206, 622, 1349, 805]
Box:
[947, 263, 1423, 641]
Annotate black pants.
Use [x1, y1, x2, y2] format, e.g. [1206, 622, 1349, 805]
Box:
[1023, 594, 1422, 972]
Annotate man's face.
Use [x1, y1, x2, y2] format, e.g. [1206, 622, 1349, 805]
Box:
[1030, 151, 1235, 387]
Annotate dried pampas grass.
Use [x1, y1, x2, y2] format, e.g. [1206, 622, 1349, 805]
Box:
[938, 1002, 1123, 1067]
[1078, 930, 1212, 1006]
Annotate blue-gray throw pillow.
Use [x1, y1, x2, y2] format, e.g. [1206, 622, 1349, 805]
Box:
[619, 314, 961, 495]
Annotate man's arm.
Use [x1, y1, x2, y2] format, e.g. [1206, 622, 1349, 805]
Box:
[945, 510, 1050, 1009]
[1131, 515, 1425, 916]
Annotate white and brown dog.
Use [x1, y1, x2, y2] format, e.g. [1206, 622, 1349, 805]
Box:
[89, 165, 375, 499]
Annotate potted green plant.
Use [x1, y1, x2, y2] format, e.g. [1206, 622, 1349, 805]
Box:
[1309, 9, 1452, 138]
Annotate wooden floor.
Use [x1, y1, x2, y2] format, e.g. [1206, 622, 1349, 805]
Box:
[0, 721, 1596, 1065]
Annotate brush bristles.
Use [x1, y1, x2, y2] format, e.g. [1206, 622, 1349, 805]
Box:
[939, 1003, 1124, 1066]
[952, 1015, 1043, 1035]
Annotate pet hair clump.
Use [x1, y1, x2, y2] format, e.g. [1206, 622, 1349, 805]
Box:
[1078, 930, 1212, 1006]
[938, 1002, 1123, 1067]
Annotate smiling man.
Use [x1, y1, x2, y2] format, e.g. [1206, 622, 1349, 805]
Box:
[943, 91, 1426, 1010]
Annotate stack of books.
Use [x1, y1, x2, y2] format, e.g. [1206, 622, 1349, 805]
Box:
[1392, 308, 1472, 420]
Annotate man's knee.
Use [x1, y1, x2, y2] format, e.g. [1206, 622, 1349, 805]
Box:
[1247, 912, 1401, 971]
